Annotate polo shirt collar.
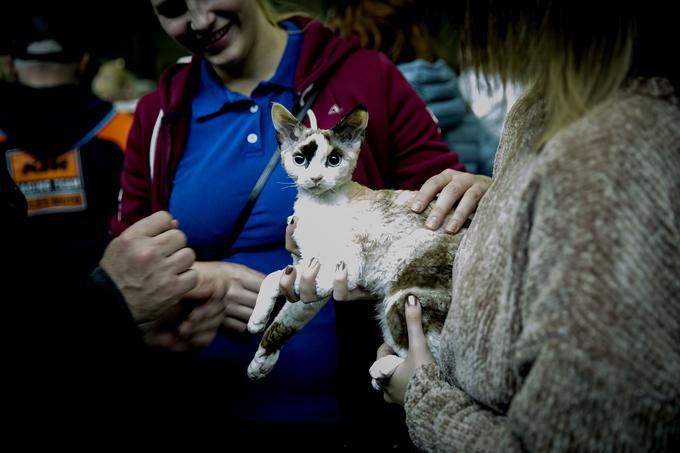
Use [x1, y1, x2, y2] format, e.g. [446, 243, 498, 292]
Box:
[192, 21, 301, 120]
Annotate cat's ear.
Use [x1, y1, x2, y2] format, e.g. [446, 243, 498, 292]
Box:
[271, 102, 304, 149]
[332, 104, 369, 151]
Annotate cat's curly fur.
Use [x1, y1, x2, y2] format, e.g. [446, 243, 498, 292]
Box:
[247, 103, 463, 383]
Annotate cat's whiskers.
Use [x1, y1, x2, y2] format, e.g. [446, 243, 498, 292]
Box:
[276, 181, 299, 190]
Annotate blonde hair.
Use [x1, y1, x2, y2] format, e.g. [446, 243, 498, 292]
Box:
[257, 0, 312, 27]
[458, 1, 651, 148]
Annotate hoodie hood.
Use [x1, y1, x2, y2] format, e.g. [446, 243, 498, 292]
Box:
[154, 17, 361, 114]
[0, 82, 113, 159]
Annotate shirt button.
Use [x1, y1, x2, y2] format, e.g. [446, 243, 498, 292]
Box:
[250, 105, 259, 113]
[247, 133, 258, 144]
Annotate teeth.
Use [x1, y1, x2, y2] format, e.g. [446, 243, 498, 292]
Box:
[208, 24, 230, 44]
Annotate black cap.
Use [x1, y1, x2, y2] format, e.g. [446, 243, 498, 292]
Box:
[9, 12, 86, 63]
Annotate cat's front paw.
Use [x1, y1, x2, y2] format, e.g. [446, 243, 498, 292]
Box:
[247, 318, 266, 334]
[369, 354, 404, 390]
[247, 346, 281, 380]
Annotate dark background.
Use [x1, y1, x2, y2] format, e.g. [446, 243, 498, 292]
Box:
[1, 1, 328, 81]
[2, 1, 460, 81]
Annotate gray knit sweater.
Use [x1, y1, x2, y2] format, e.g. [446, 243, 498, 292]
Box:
[404, 78, 680, 452]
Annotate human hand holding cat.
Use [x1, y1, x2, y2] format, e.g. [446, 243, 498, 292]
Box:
[279, 258, 373, 303]
[372, 295, 435, 406]
[282, 216, 374, 302]
[410, 169, 491, 233]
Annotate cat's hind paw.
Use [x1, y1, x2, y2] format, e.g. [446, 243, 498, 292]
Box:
[247, 346, 280, 380]
[369, 354, 404, 385]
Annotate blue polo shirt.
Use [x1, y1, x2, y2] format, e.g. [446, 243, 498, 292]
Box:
[169, 23, 339, 422]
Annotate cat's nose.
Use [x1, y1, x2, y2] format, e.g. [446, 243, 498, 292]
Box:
[310, 176, 323, 184]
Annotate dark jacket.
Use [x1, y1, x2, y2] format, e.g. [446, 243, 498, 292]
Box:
[1, 82, 131, 279]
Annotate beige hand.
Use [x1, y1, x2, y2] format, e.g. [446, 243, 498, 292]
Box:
[100, 210, 197, 323]
[373, 295, 435, 406]
[191, 261, 265, 333]
[410, 169, 491, 233]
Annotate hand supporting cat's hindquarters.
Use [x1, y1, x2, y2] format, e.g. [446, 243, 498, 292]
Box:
[373, 295, 435, 406]
[369, 350, 405, 391]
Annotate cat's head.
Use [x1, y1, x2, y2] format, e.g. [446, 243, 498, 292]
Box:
[271, 102, 369, 195]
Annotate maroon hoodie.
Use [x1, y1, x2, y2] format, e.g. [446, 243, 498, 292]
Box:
[112, 17, 464, 236]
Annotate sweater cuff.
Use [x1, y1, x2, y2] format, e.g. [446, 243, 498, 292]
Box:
[404, 362, 442, 410]
[404, 363, 475, 451]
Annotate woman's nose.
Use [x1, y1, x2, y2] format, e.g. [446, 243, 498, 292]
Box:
[188, 2, 215, 32]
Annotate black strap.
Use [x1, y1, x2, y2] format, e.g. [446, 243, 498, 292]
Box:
[214, 80, 325, 259]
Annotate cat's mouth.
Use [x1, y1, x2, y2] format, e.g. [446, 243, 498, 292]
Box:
[303, 183, 328, 193]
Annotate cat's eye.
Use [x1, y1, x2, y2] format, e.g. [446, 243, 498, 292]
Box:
[293, 154, 307, 166]
[326, 153, 342, 167]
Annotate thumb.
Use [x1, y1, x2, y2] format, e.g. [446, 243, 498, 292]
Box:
[405, 295, 428, 353]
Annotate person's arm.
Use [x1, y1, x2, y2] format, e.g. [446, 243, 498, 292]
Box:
[88, 265, 146, 348]
[101, 210, 197, 322]
[402, 139, 680, 451]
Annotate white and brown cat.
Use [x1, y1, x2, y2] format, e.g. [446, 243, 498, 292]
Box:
[247, 103, 464, 387]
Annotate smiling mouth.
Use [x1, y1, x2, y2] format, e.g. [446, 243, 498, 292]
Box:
[199, 22, 232, 47]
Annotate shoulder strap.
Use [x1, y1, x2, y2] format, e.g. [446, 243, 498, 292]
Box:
[214, 78, 327, 259]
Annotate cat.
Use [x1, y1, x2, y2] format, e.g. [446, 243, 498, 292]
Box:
[246, 102, 464, 388]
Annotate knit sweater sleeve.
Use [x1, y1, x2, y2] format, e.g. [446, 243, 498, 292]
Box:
[405, 363, 522, 451]
[404, 97, 680, 451]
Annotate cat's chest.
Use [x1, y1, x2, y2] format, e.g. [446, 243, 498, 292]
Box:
[293, 200, 381, 255]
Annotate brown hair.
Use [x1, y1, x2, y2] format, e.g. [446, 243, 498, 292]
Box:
[458, 0, 677, 147]
[326, 0, 437, 63]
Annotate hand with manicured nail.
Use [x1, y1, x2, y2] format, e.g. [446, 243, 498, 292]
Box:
[374, 295, 435, 405]
[410, 169, 490, 234]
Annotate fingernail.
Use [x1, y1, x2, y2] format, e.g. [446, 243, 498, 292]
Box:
[445, 220, 459, 233]
[284, 265, 293, 275]
[426, 216, 438, 229]
[411, 201, 422, 212]
[407, 295, 418, 306]
[335, 260, 345, 271]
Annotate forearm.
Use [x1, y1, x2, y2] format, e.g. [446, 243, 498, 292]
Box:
[89, 267, 145, 347]
[405, 364, 521, 452]
[406, 337, 680, 453]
